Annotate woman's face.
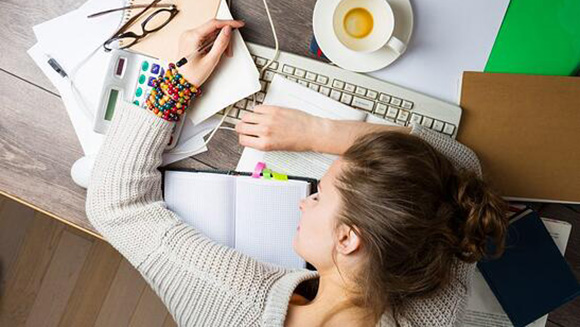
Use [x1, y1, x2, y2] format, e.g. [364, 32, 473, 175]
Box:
[293, 159, 345, 270]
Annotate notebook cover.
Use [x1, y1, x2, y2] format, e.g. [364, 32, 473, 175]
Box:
[485, 0, 580, 75]
[477, 210, 580, 327]
[122, 0, 221, 61]
[457, 72, 580, 203]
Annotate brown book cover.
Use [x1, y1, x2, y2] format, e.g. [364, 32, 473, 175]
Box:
[458, 72, 580, 203]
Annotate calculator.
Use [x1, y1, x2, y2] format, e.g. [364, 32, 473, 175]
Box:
[94, 49, 186, 150]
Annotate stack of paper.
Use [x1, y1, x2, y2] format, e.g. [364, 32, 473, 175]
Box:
[28, 0, 259, 165]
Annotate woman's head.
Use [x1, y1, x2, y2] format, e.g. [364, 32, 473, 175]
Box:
[292, 130, 508, 319]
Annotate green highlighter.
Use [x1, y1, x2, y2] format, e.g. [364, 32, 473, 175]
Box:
[485, 0, 580, 75]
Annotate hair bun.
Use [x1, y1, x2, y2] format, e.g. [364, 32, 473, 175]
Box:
[451, 171, 508, 263]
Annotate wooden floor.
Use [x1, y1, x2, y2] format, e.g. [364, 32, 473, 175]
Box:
[0, 195, 176, 327]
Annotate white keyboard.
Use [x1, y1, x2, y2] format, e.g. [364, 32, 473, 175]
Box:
[222, 42, 461, 138]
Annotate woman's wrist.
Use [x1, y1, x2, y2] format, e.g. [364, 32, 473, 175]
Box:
[309, 117, 334, 153]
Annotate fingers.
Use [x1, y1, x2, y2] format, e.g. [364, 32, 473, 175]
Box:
[235, 121, 263, 137]
[195, 19, 244, 39]
[207, 25, 232, 60]
[238, 134, 268, 151]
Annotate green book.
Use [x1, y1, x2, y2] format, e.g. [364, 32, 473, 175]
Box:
[485, 0, 580, 75]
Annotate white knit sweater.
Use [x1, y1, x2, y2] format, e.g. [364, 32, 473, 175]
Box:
[86, 101, 481, 326]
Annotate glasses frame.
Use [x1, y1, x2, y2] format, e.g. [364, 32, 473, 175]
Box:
[99, 0, 179, 52]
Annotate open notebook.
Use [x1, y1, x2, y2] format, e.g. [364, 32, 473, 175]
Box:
[162, 169, 316, 269]
[237, 74, 397, 179]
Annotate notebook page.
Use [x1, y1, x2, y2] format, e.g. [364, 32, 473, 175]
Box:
[234, 176, 309, 269]
[237, 74, 365, 179]
[464, 218, 572, 327]
[164, 171, 235, 247]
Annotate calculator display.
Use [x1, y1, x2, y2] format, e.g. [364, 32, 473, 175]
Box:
[115, 58, 125, 77]
[105, 89, 119, 121]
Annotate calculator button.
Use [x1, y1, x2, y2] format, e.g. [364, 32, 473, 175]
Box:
[390, 97, 402, 106]
[352, 96, 374, 112]
[133, 100, 139, 106]
[332, 79, 345, 89]
[316, 75, 329, 84]
[147, 76, 156, 87]
[159, 68, 164, 77]
[150, 63, 160, 74]
[141, 61, 149, 71]
[432, 120, 445, 132]
[135, 87, 143, 97]
[340, 93, 353, 105]
[375, 103, 387, 115]
[421, 117, 434, 128]
[344, 83, 356, 93]
[402, 100, 414, 109]
[139, 74, 146, 84]
[379, 93, 391, 103]
[443, 123, 456, 135]
[366, 90, 378, 99]
[386, 106, 398, 119]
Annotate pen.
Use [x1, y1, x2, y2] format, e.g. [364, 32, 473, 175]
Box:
[176, 27, 238, 67]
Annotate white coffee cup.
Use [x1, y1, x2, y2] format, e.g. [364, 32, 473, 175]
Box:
[332, 0, 406, 54]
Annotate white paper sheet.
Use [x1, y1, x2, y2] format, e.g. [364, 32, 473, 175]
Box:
[369, 0, 510, 104]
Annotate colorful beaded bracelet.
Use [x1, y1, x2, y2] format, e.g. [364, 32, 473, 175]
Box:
[145, 63, 202, 122]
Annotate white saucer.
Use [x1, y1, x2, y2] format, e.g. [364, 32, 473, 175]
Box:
[313, 0, 414, 73]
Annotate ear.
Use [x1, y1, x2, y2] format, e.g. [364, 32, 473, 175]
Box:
[335, 225, 361, 255]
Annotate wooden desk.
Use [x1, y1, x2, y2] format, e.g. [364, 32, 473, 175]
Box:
[0, 0, 578, 325]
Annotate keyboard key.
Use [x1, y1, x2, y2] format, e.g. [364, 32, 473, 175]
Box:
[332, 79, 345, 89]
[344, 83, 356, 93]
[235, 99, 246, 109]
[227, 108, 239, 118]
[410, 113, 423, 125]
[305, 71, 317, 81]
[366, 90, 378, 99]
[316, 75, 329, 84]
[298, 79, 308, 87]
[402, 100, 414, 109]
[330, 89, 341, 101]
[421, 117, 433, 128]
[390, 97, 402, 106]
[379, 93, 391, 103]
[256, 92, 266, 102]
[319, 86, 331, 96]
[375, 103, 387, 115]
[255, 57, 267, 67]
[260, 80, 268, 92]
[340, 93, 353, 105]
[386, 106, 398, 119]
[352, 96, 374, 112]
[432, 120, 445, 132]
[294, 68, 306, 78]
[270, 61, 279, 70]
[443, 123, 456, 135]
[245, 100, 254, 110]
[397, 110, 409, 122]
[308, 83, 319, 91]
[288, 77, 298, 82]
[282, 65, 295, 74]
[355, 86, 367, 96]
[263, 70, 276, 82]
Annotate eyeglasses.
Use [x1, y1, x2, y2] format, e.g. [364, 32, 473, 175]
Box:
[89, 0, 179, 51]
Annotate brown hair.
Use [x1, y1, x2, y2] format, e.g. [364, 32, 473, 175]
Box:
[334, 131, 508, 321]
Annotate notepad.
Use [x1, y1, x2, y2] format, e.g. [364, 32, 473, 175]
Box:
[163, 169, 315, 269]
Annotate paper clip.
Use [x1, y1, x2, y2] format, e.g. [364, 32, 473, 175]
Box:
[272, 171, 288, 181]
[252, 162, 266, 178]
[262, 168, 272, 179]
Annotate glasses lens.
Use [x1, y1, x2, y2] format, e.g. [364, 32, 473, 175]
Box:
[143, 10, 173, 32]
[105, 35, 138, 51]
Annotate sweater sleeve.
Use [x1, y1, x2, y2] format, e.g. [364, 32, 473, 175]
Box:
[86, 101, 289, 326]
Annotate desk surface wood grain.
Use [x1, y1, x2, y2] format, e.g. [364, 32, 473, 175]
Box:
[0, 0, 578, 325]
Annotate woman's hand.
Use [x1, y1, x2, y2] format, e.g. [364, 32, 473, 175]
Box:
[177, 19, 245, 87]
[235, 105, 325, 152]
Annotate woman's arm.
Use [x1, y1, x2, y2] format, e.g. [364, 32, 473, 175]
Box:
[236, 105, 482, 177]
